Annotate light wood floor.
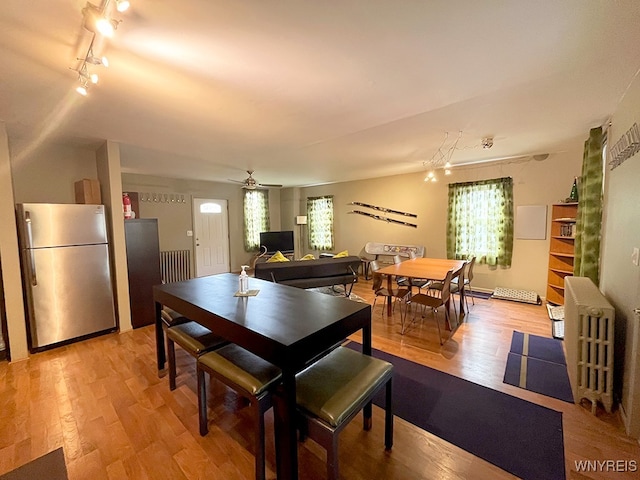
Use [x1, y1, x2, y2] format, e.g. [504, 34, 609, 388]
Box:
[1, 279, 638, 479]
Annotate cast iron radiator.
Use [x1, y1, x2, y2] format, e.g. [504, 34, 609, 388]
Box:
[160, 250, 191, 283]
[564, 276, 615, 414]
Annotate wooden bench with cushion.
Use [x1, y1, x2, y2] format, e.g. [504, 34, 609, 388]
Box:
[296, 346, 394, 480]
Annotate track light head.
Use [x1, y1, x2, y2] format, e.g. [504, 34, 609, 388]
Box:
[82, 2, 120, 37]
[116, 0, 130, 12]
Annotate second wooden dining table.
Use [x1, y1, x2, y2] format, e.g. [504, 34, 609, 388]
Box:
[153, 273, 372, 480]
[376, 257, 466, 327]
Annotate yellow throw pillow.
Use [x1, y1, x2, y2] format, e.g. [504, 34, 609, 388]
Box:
[299, 254, 315, 261]
[266, 251, 290, 263]
[333, 250, 349, 258]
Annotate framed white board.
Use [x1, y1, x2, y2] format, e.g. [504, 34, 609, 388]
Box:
[515, 205, 547, 240]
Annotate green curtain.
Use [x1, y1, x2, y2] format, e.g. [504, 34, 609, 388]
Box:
[574, 127, 604, 283]
[307, 195, 334, 251]
[446, 177, 514, 267]
[243, 189, 270, 251]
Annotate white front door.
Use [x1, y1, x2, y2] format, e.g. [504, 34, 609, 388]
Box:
[193, 198, 230, 277]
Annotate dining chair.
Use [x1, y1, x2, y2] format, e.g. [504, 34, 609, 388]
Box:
[427, 259, 468, 316]
[371, 260, 410, 319]
[197, 344, 282, 480]
[396, 251, 431, 293]
[454, 256, 476, 309]
[408, 270, 453, 343]
[295, 346, 394, 480]
[161, 308, 228, 391]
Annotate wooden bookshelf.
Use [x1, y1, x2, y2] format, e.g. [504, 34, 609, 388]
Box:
[546, 202, 578, 305]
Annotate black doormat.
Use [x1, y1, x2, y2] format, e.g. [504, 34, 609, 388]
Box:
[0, 448, 68, 480]
[346, 342, 565, 480]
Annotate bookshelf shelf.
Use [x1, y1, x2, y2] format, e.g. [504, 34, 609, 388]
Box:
[546, 202, 578, 305]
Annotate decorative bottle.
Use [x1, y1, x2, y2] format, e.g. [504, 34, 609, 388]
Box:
[239, 265, 249, 294]
[569, 177, 579, 202]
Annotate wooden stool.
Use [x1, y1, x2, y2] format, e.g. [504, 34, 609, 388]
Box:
[197, 344, 282, 480]
[165, 321, 227, 390]
[296, 346, 394, 480]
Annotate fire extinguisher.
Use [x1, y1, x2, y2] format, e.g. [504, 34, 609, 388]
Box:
[123, 193, 132, 219]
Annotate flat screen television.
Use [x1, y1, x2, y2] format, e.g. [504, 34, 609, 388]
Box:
[260, 230, 294, 254]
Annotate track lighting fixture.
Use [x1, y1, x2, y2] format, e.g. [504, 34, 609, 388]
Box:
[423, 131, 462, 183]
[72, 0, 131, 96]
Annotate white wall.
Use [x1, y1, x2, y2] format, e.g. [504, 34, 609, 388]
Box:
[600, 71, 640, 438]
[122, 173, 282, 272]
[297, 147, 583, 297]
[11, 140, 100, 204]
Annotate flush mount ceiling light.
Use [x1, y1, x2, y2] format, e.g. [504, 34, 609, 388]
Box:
[72, 0, 131, 96]
[423, 131, 462, 183]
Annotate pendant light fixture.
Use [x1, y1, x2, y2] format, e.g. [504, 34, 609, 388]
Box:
[423, 131, 462, 183]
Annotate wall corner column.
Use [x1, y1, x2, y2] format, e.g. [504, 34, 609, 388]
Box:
[96, 141, 132, 332]
[0, 122, 29, 360]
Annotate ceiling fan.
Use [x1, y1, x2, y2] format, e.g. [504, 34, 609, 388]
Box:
[229, 170, 283, 190]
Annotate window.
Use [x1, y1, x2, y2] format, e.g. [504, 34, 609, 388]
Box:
[199, 202, 222, 213]
[243, 190, 270, 251]
[446, 177, 514, 267]
[307, 195, 334, 251]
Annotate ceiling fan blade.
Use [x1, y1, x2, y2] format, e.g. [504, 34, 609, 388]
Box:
[258, 183, 283, 188]
[228, 178, 246, 184]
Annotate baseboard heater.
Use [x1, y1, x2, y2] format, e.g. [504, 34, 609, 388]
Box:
[491, 287, 541, 305]
[565, 276, 615, 414]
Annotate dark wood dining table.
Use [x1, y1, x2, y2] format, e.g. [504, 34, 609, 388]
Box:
[153, 273, 372, 480]
[376, 258, 466, 327]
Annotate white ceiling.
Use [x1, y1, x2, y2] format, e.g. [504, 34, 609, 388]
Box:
[2, 0, 640, 188]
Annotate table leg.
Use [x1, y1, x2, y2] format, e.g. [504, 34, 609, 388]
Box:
[386, 274, 393, 316]
[362, 319, 373, 430]
[274, 369, 299, 480]
[155, 302, 166, 372]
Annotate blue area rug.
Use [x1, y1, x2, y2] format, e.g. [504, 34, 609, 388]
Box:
[504, 331, 574, 403]
[0, 448, 68, 480]
[346, 342, 565, 480]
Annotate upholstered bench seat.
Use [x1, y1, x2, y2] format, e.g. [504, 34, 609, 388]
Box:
[165, 321, 228, 390]
[197, 344, 282, 396]
[166, 322, 227, 355]
[297, 347, 393, 427]
[197, 344, 282, 480]
[296, 346, 394, 480]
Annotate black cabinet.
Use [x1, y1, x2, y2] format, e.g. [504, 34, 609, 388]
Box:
[124, 219, 161, 328]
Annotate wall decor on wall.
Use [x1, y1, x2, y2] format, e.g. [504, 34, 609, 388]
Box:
[609, 122, 640, 170]
[349, 201, 417, 218]
[348, 209, 418, 228]
[138, 192, 186, 203]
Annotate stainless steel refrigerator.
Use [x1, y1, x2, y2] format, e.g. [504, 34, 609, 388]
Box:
[16, 203, 117, 351]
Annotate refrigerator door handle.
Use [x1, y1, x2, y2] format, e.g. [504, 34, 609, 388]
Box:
[25, 211, 37, 286]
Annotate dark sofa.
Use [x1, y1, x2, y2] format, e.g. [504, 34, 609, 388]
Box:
[254, 255, 361, 294]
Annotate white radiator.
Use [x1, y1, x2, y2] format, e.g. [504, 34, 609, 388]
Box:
[565, 276, 615, 414]
[160, 250, 191, 283]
